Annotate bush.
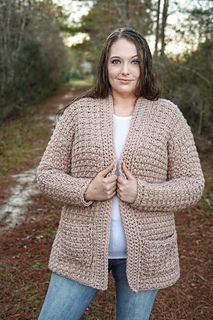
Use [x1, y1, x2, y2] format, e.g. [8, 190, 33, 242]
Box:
[0, 0, 69, 122]
[155, 39, 213, 151]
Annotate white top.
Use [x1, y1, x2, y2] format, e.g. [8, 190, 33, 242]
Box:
[108, 113, 132, 259]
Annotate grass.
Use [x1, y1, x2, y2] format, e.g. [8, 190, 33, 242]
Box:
[0, 80, 93, 175]
[38, 228, 56, 238]
[32, 261, 42, 271]
[199, 196, 212, 212]
[0, 263, 7, 281]
[0, 116, 50, 174]
[14, 282, 40, 313]
[68, 78, 94, 90]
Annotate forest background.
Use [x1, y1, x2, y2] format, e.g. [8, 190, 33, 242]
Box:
[0, 1, 212, 319]
[0, 0, 212, 151]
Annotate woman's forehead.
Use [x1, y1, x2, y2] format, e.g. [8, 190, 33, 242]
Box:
[109, 38, 138, 57]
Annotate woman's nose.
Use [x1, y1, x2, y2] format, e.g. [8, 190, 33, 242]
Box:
[121, 62, 130, 75]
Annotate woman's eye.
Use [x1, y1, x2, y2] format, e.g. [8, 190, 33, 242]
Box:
[111, 59, 121, 64]
[132, 60, 140, 65]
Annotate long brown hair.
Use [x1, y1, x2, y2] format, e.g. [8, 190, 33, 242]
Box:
[60, 27, 160, 114]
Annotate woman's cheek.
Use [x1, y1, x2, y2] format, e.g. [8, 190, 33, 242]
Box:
[111, 67, 120, 78]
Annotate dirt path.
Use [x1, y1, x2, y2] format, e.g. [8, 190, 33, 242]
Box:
[0, 87, 212, 319]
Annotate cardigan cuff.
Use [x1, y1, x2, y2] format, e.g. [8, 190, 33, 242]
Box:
[80, 178, 94, 207]
[130, 179, 148, 209]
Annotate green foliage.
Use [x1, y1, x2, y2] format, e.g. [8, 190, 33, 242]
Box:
[0, 0, 70, 122]
[187, 0, 213, 43]
[68, 47, 87, 79]
[68, 78, 94, 90]
[79, 0, 153, 74]
[156, 39, 213, 151]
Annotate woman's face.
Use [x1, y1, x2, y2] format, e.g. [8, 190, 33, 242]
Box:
[107, 37, 141, 98]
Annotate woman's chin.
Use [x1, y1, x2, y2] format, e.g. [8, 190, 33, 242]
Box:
[112, 87, 136, 96]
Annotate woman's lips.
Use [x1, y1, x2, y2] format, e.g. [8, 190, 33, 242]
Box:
[118, 79, 133, 84]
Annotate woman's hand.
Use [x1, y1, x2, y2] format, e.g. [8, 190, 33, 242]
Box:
[84, 161, 117, 201]
[117, 162, 137, 203]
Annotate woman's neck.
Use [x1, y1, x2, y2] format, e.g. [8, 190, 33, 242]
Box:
[112, 92, 137, 116]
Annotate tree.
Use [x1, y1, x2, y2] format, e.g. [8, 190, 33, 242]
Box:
[171, 0, 213, 52]
[0, 0, 70, 121]
[79, 0, 153, 72]
[160, 0, 169, 57]
[153, 0, 213, 149]
[187, 0, 213, 43]
[154, 0, 161, 55]
[152, 0, 170, 57]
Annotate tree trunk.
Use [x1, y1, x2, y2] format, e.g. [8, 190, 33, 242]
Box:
[112, 0, 130, 25]
[125, 0, 130, 23]
[160, 0, 169, 57]
[154, 0, 161, 56]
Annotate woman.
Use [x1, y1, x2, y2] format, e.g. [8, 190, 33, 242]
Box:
[36, 27, 205, 320]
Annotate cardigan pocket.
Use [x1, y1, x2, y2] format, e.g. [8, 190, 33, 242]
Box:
[56, 222, 93, 267]
[140, 230, 179, 278]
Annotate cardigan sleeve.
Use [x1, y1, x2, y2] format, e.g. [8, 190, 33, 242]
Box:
[130, 106, 205, 212]
[36, 105, 94, 207]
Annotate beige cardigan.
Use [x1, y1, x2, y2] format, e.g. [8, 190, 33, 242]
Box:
[36, 95, 204, 292]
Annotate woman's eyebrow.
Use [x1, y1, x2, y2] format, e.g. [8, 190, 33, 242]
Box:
[109, 55, 139, 59]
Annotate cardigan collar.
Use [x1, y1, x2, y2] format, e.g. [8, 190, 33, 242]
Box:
[106, 93, 152, 119]
[100, 94, 153, 177]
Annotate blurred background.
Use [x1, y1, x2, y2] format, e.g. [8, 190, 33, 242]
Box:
[0, 0, 212, 149]
[0, 1, 212, 320]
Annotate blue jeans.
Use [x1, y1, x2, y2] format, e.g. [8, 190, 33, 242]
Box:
[38, 259, 158, 320]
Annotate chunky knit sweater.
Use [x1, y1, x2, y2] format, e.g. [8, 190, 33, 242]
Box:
[36, 94, 205, 292]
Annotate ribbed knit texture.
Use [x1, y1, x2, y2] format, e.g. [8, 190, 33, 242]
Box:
[36, 94, 205, 292]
